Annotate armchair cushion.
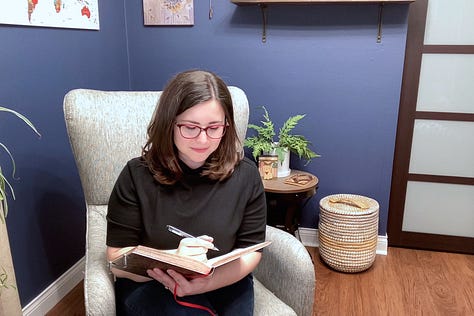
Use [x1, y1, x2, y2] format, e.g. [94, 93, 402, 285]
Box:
[255, 225, 315, 316]
[254, 278, 297, 316]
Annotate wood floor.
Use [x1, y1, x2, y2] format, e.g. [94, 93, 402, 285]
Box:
[47, 247, 474, 316]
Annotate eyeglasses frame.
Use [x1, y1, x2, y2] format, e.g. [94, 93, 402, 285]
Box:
[175, 122, 228, 139]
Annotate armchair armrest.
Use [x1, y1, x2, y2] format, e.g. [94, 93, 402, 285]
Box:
[84, 205, 116, 316]
[254, 226, 315, 316]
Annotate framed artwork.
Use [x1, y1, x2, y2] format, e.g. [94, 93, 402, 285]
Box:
[143, 0, 194, 26]
[0, 0, 99, 30]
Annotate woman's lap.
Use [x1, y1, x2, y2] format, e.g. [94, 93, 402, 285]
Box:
[115, 274, 254, 316]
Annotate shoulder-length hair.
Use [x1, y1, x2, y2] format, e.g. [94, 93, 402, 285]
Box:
[142, 70, 241, 185]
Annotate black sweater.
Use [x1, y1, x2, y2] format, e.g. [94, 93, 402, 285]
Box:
[106, 157, 267, 259]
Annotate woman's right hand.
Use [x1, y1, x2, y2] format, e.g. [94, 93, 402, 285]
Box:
[176, 235, 215, 262]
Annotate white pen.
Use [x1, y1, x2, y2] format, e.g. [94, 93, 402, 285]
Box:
[166, 225, 219, 251]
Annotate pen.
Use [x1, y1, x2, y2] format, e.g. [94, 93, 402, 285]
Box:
[166, 225, 219, 251]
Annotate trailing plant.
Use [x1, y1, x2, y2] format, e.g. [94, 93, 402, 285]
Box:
[0, 267, 17, 294]
[244, 106, 320, 165]
[0, 106, 40, 223]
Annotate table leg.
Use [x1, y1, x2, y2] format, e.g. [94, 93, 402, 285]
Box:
[266, 193, 310, 235]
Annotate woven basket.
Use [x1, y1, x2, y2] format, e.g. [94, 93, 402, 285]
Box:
[319, 194, 379, 273]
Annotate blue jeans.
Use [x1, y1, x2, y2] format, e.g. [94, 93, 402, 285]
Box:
[115, 274, 254, 316]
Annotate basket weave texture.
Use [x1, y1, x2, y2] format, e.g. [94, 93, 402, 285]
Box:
[319, 194, 379, 273]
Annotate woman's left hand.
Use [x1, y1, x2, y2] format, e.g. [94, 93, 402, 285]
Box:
[148, 251, 262, 297]
[146, 235, 215, 295]
[146, 267, 212, 297]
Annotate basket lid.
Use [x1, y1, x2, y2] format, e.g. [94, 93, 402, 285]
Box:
[320, 194, 379, 215]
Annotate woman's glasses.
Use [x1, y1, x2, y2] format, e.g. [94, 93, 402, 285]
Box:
[176, 123, 227, 139]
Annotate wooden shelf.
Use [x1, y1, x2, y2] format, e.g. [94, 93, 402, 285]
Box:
[231, 0, 415, 42]
[232, 0, 415, 4]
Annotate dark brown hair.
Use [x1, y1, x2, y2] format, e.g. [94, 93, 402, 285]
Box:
[142, 70, 241, 185]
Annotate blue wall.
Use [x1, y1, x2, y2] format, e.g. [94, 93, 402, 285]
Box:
[0, 0, 408, 307]
[0, 1, 129, 305]
[124, 2, 408, 232]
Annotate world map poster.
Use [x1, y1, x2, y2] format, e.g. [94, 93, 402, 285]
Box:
[0, 0, 99, 30]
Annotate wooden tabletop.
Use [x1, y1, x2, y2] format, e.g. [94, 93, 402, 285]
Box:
[262, 169, 319, 194]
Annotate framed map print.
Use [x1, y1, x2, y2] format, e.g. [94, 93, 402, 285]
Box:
[0, 0, 99, 30]
[143, 0, 194, 26]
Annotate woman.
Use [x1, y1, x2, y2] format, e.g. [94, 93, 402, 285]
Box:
[106, 70, 267, 315]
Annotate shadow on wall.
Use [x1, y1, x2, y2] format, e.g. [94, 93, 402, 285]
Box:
[38, 190, 85, 275]
[26, 166, 85, 280]
[229, 4, 383, 29]
[5, 158, 86, 303]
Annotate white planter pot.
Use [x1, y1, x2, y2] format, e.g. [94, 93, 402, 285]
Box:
[0, 206, 22, 316]
[264, 144, 291, 178]
[273, 147, 291, 178]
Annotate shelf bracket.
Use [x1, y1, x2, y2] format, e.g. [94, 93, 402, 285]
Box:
[259, 4, 268, 43]
[377, 3, 384, 43]
[209, 0, 214, 19]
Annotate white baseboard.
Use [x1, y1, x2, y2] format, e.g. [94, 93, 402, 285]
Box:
[22, 257, 85, 316]
[296, 227, 388, 255]
[296, 227, 320, 248]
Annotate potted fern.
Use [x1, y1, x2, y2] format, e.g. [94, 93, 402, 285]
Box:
[244, 106, 319, 177]
[1, 106, 40, 315]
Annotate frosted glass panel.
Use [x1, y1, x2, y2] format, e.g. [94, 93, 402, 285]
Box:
[409, 120, 474, 177]
[403, 181, 474, 237]
[424, 0, 474, 45]
[417, 54, 474, 114]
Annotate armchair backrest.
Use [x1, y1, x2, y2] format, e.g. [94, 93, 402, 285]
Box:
[64, 87, 249, 206]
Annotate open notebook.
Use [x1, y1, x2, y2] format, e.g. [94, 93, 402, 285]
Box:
[110, 241, 271, 278]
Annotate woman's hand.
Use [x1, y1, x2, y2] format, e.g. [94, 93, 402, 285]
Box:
[147, 251, 262, 297]
[176, 235, 216, 262]
[147, 267, 213, 297]
[146, 235, 216, 295]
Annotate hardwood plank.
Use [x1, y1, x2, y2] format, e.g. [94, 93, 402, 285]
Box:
[47, 247, 474, 316]
[45, 280, 85, 316]
[311, 247, 474, 316]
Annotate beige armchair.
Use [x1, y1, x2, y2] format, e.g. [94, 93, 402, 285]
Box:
[63, 88, 315, 316]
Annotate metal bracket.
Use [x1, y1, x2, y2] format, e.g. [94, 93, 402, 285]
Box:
[377, 3, 384, 43]
[257, 2, 385, 43]
[260, 4, 268, 43]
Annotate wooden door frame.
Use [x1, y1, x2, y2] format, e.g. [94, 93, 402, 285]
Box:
[387, 0, 474, 254]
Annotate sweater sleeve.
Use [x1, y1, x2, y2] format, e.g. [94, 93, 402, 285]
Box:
[235, 159, 267, 249]
[106, 160, 143, 247]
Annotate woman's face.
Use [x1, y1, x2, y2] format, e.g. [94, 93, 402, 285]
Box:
[173, 99, 226, 169]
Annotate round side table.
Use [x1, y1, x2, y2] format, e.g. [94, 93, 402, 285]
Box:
[262, 170, 319, 234]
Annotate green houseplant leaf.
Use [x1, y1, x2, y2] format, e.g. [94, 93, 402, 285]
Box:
[244, 106, 276, 160]
[244, 106, 320, 165]
[0, 106, 41, 223]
